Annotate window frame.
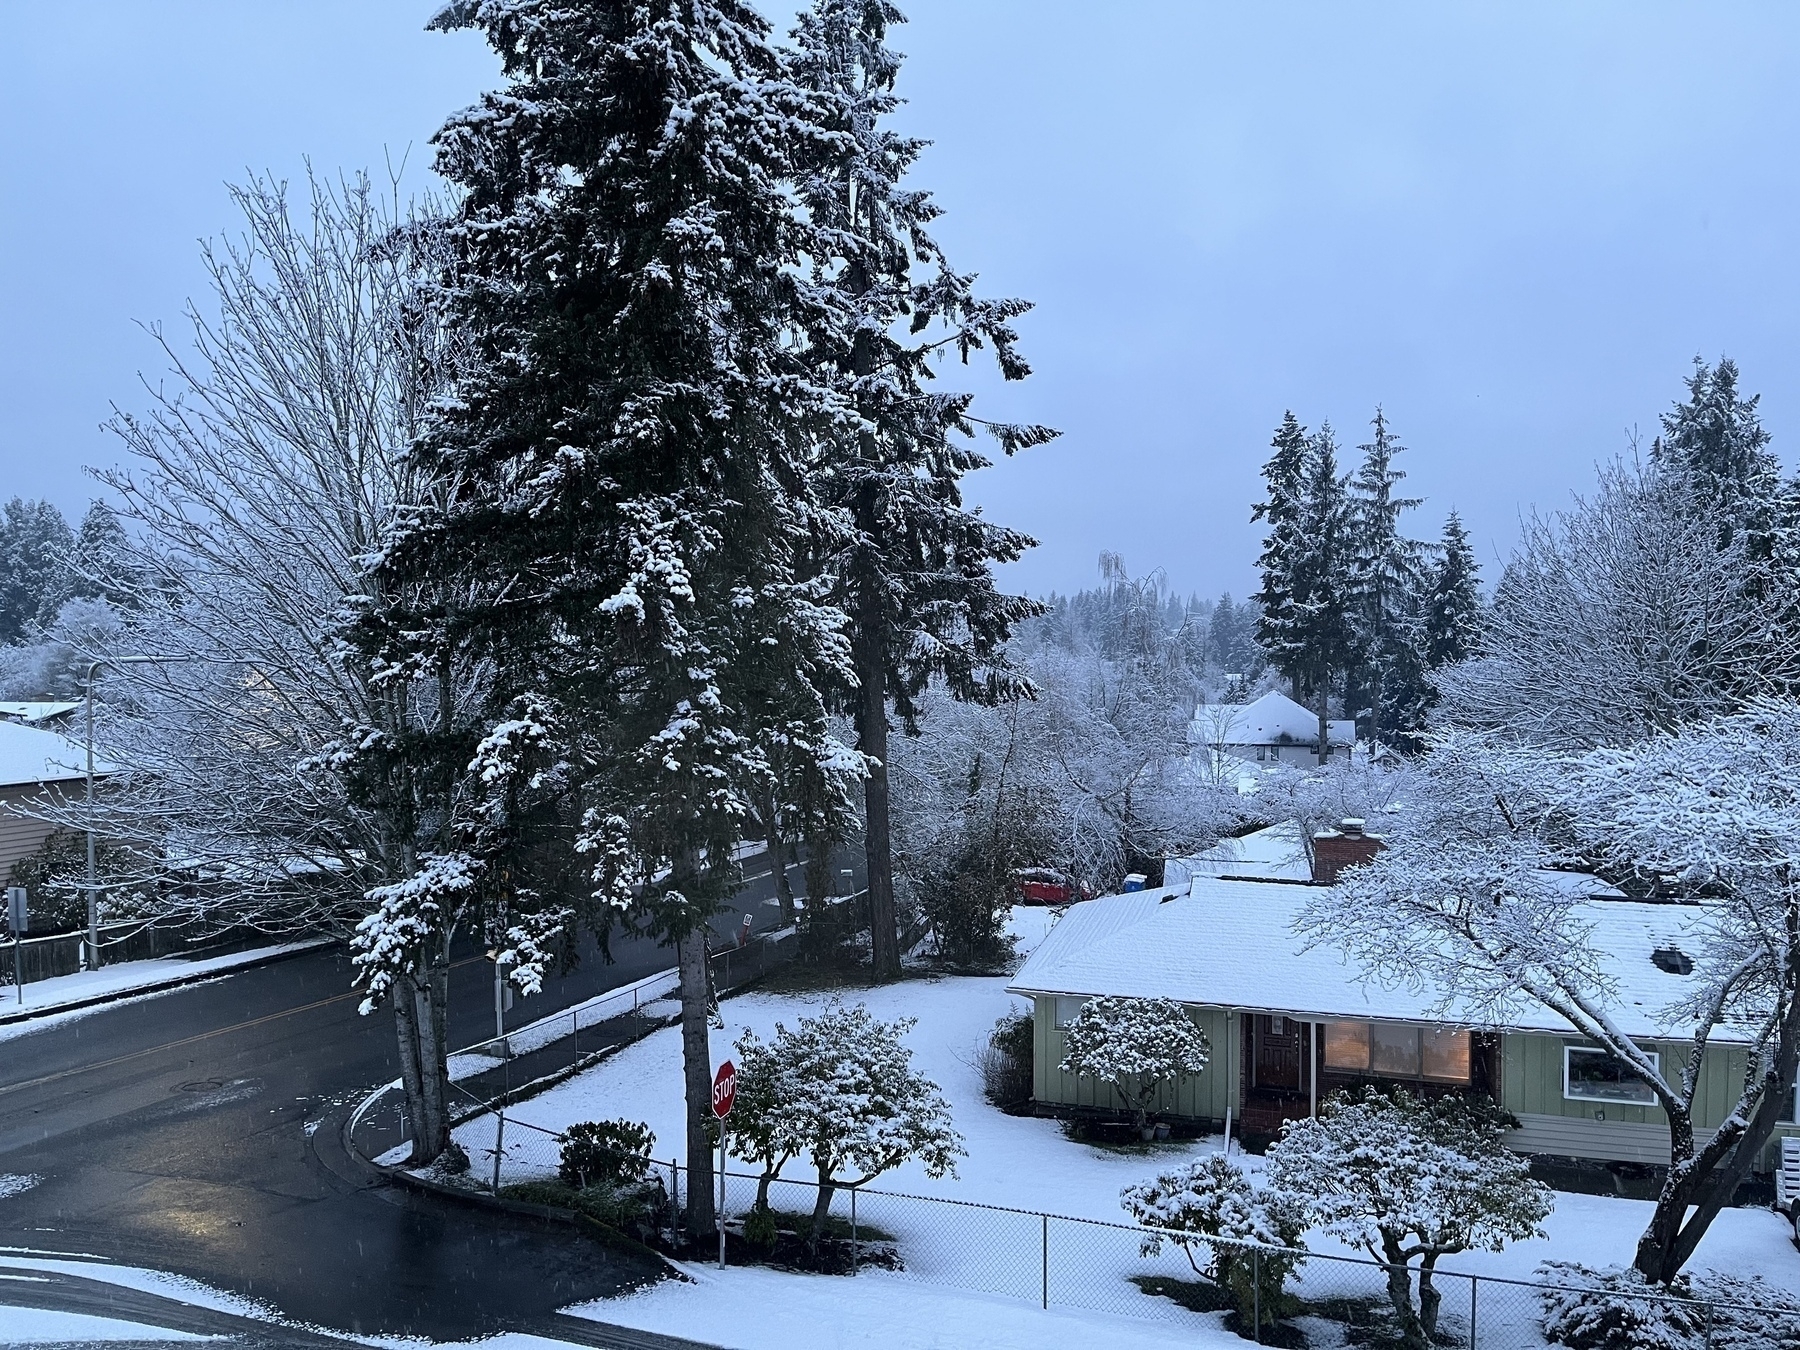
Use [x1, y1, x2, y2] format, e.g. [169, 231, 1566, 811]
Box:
[1562, 1043, 1659, 1106]
[1322, 1019, 1473, 1085]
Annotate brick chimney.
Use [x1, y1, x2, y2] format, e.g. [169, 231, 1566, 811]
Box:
[1312, 817, 1385, 884]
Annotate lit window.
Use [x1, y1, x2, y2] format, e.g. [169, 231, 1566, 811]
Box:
[1324, 1021, 1370, 1070]
[1564, 1045, 1657, 1104]
[1423, 1029, 1472, 1082]
[1323, 1021, 1472, 1083]
[1371, 1023, 1421, 1076]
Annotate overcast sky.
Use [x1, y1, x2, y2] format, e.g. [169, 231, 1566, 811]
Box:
[5, 3, 1798, 600]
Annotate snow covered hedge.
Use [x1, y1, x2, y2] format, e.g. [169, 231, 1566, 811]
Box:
[1539, 1263, 1800, 1350]
[1058, 995, 1210, 1130]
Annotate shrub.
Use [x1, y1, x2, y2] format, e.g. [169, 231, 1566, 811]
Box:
[1123, 1154, 1305, 1339]
[1539, 1263, 1800, 1350]
[1059, 996, 1210, 1130]
[977, 1010, 1034, 1107]
[558, 1119, 655, 1190]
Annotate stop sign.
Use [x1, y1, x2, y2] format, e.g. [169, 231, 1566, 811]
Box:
[712, 1059, 737, 1118]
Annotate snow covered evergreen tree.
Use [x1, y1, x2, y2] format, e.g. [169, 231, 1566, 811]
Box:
[1652, 355, 1779, 519]
[1058, 995, 1210, 1132]
[1289, 426, 1359, 761]
[1422, 509, 1481, 669]
[791, 0, 1050, 983]
[1251, 412, 1308, 689]
[393, 0, 862, 1229]
[0, 499, 74, 646]
[1347, 408, 1428, 753]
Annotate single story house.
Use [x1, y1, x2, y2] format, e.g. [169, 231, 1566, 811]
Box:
[1008, 876, 1797, 1173]
[0, 701, 82, 728]
[1190, 690, 1355, 766]
[0, 718, 106, 880]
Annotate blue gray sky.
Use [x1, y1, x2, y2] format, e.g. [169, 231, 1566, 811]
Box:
[4, 3, 1797, 600]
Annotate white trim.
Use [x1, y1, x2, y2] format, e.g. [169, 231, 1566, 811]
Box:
[1563, 1043, 1659, 1105]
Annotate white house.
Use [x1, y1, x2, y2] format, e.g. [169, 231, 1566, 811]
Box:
[1189, 690, 1355, 766]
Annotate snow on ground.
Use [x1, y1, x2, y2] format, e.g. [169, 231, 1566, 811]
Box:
[0, 939, 329, 1044]
[0, 1304, 219, 1343]
[570, 1264, 1238, 1350]
[454, 903, 1800, 1342]
[0, 1175, 39, 1199]
[0, 1252, 277, 1322]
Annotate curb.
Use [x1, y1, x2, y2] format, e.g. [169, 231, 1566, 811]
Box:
[0, 937, 336, 1028]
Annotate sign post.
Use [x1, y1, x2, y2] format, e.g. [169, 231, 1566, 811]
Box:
[712, 1058, 737, 1270]
[5, 887, 24, 1006]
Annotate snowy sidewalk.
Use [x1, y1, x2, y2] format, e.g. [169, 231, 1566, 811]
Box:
[0, 937, 329, 1038]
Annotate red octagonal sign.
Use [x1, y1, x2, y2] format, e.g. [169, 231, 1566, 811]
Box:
[712, 1059, 737, 1119]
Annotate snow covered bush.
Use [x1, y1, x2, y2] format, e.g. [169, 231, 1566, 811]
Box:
[1058, 996, 1210, 1131]
[731, 1003, 965, 1249]
[1268, 1088, 1552, 1350]
[1122, 1154, 1306, 1338]
[1540, 1264, 1800, 1350]
[1538, 1264, 1708, 1350]
[558, 1120, 655, 1190]
[976, 1010, 1035, 1108]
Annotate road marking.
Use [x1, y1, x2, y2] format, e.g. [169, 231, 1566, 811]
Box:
[0, 955, 487, 1100]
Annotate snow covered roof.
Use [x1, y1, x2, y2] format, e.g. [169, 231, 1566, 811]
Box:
[0, 719, 110, 788]
[0, 701, 81, 724]
[1008, 876, 1720, 1042]
[1176, 821, 1312, 881]
[1191, 691, 1354, 747]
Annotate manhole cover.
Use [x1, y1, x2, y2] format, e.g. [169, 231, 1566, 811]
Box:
[173, 1079, 224, 1093]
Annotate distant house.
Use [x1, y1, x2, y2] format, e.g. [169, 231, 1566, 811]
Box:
[0, 701, 81, 728]
[1190, 690, 1355, 766]
[0, 719, 107, 880]
[1009, 875, 1794, 1172]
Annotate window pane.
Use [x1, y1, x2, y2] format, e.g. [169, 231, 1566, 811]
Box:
[1564, 1046, 1657, 1104]
[1055, 997, 1084, 1029]
[1423, 1029, 1472, 1082]
[1324, 1021, 1370, 1070]
[1370, 1023, 1421, 1076]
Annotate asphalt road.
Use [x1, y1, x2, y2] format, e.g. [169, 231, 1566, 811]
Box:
[0, 849, 848, 1344]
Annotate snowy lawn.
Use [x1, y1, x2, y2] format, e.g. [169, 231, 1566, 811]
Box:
[455, 907, 1800, 1340]
[569, 1263, 1239, 1350]
[0, 939, 328, 1043]
[0, 1306, 219, 1343]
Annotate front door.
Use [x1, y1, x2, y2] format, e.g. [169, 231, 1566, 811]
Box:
[1251, 1014, 1304, 1092]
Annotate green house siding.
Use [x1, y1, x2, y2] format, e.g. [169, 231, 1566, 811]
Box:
[1029, 994, 1800, 1171]
[1031, 996, 1235, 1123]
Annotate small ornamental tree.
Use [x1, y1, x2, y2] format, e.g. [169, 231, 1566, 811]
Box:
[1268, 1088, 1552, 1350]
[1123, 1155, 1307, 1338]
[1058, 996, 1210, 1132]
[731, 1003, 965, 1249]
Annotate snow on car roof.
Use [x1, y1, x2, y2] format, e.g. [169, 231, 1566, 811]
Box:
[1008, 875, 1715, 1042]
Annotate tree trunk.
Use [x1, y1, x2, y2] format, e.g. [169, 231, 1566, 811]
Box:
[761, 795, 796, 928]
[1417, 1253, 1442, 1340]
[412, 974, 450, 1159]
[1315, 674, 1332, 767]
[856, 621, 900, 982]
[392, 975, 432, 1164]
[808, 1163, 838, 1252]
[1380, 1234, 1428, 1350]
[677, 924, 716, 1237]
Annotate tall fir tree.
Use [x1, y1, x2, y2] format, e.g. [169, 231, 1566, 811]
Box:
[792, 0, 1050, 982]
[1289, 426, 1359, 761]
[1424, 510, 1483, 669]
[378, 0, 860, 1229]
[1653, 356, 1778, 510]
[1251, 411, 1310, 686]
[1347, 408, 1427, 752]
[0, 498, 74, 645]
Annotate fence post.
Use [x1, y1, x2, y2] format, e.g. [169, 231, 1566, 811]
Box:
[1704, 1300, 1714, 1350]
[1041, 1213, 1049, 1309]
[1253, 1246, 1262, 1344]
[571, 1010, 578, 1069]
[491, 1111, 507, 1195]
[1470, 1274, 1478, 1350]
[850, 1186, 858, 1274]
